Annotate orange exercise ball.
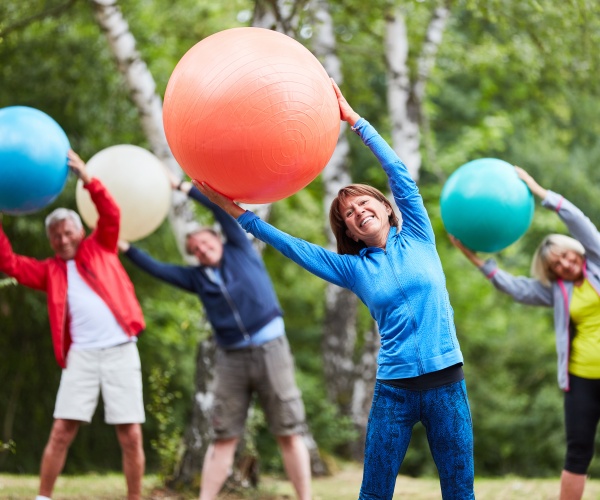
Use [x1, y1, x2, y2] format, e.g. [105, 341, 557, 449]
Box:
[163, 27, 340, 204]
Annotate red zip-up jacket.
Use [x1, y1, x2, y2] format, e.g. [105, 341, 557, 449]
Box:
[0, 178, 145, 368]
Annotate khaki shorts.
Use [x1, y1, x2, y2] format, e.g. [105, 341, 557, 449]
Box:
[54, 342, 145, 425]
[212, 336, 306, 439]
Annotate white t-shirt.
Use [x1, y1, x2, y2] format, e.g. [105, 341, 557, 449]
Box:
[66, 260, 133, 350]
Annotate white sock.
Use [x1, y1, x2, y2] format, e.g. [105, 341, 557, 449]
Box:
[35, 496, 52, 500]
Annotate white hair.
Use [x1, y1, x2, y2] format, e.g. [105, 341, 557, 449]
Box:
[44, 208, 83, 237]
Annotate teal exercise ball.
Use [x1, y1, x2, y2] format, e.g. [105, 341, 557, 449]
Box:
[440, 158, 534, 252]
[0, 106, 70, 215]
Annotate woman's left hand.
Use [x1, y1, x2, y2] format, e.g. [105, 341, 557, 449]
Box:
[331, 79, 361, 126]
[193, 181, 246, 218]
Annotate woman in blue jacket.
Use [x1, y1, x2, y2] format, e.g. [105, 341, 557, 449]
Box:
[196, 80, 475, 500]
[452, 167, 600, 500]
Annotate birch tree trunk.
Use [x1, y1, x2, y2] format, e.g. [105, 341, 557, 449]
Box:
[310, 0, 381, 460]
[385, 3, 450, 182]
[89, 0, 197, 251]
[92, 0, 329, 486]
[90, 0, 214, 487]
[252, 0, 328, 477]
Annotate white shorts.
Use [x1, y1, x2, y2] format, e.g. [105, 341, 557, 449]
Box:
[54, 342, 145, 424]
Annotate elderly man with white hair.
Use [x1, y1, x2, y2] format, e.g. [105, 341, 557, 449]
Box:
[0, 150, 146, 500]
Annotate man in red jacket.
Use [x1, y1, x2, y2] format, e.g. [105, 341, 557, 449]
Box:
[0, 150, 146, 500]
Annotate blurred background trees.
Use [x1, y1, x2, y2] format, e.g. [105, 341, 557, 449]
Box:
[1, 0, 600, 487]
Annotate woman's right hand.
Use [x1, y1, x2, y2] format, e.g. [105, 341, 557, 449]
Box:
[449, 235, 485, 267]
[515, 166, 548, 200]
[193, 181, 246, 219]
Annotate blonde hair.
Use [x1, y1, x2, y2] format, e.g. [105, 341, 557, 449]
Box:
[530, 234, 585, 286]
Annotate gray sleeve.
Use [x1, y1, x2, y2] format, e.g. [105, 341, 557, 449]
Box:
[480, 259, 553, 307]
[542, 191, 600, 262]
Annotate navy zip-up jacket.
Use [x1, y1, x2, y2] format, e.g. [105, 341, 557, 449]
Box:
[124, 187, 282, 347]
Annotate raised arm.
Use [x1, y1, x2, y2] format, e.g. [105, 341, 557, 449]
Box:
[517, 167, 600, 260]
[449, 236, 485, 268]
[449, 234, 553, 306]
[515, 167, 547, 200]
[331, 82, 433, 243]
[194, 182, 355, 288]
[121, 241, 196, 292]
[175, 178, 249, 248]
[70, 150, 121, 252]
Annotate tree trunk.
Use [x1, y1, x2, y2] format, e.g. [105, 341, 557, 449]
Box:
[89, 0, 197, 257]
[168, 337, 216, 488]
[90, 0, 214, 488]
[92, 0, 328, 486]
[311, 0, 377, 461]
[385, 3, 450, 182]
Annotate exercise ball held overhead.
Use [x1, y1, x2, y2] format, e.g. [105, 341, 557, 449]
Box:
[163, 27, 340, 204]
[75, 145, 171, 242]
[0, 106, 70, 214]
[440, 158, 534, 252]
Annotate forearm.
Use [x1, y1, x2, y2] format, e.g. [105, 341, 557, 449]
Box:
[125, 246, 194, 291]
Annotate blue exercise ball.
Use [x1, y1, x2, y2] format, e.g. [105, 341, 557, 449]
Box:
[0, 106, 70, 215]
[440, 158, 534, 252]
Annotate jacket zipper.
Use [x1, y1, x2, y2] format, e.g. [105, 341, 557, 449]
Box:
[384, 249, 422, 373]
[206, 268, 250, 341]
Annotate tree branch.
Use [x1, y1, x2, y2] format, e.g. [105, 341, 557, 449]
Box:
[0, 0, 78, 39]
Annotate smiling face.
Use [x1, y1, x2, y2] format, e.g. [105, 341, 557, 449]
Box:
[48, 218, 85, 261]
[545, 248, 585, 282]
[341, 194, 393, 249]
[186, 230, 224, 267]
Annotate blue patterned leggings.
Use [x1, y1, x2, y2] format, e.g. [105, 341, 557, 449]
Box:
[358, 379, 475, 499]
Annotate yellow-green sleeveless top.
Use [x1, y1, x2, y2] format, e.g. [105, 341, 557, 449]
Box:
[569, 278, 600, 378]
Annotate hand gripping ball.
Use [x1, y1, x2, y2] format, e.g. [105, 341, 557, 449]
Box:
[163, 27, 340, 204]
[0, 106, 70, 214]
[440, 158, 534, 252]
[75, 145, 171, 242]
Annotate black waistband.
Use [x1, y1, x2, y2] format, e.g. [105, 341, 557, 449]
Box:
[379, 363, 464, 391]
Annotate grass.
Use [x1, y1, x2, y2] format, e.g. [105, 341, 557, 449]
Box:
[2, 464, 600, 499]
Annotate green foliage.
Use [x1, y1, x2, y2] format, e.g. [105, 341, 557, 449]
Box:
[2, 0, 600, 480]
[0, 440, 16, 455]
[145, 364, 183, 481]
[0, 278, 17, 289]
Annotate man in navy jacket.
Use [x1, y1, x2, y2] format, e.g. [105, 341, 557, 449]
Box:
[120, 180, 311, 500]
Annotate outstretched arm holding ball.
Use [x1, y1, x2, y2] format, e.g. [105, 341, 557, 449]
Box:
[193, 180, 246, 219]
[449, 235, 485, 268]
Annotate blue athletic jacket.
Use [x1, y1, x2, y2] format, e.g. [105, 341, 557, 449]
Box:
[125, 187, 282, 347]
[237, 118, 463, 380]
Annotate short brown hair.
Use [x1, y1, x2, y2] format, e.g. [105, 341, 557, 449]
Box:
[329, 184, 400, 255]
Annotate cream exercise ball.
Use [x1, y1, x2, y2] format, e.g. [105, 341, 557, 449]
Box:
[75, 145, 171, 242]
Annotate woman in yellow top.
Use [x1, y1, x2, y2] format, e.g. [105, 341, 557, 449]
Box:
[452, 167, 600, 500]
